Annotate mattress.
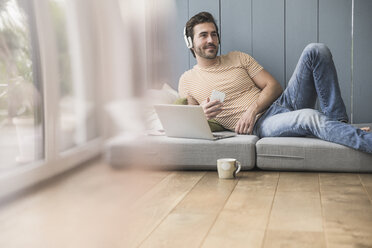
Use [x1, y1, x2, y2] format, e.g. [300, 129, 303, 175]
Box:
[104, 133, 259, 170]
[256, 123, 372, 172]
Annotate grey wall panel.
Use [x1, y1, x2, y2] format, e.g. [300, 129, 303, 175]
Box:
[188, 0, 220, 68]
[252, 0, 285, 88]
[220, 0, 252, 55]
[285, 0, 318, 85]
[353, 0, 372, 123]
[172, 0, 190, 88]
[319, 0, 352, 119]
[189, 0, 220, 19]
[173, 0, 371, 125]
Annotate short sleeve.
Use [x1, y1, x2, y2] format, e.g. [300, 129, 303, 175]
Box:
[239, 52, 264, 78]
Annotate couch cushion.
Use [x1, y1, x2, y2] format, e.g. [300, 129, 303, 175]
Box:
[105, 133, 259, 170]
[256, 137, 372, 172]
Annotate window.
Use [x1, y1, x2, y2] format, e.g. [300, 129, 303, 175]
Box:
[0, 0, 101, 199]
[49, 0, 99, 152]
[0, 0, 43, 169]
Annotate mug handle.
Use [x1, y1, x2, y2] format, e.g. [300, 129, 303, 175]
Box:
[233, 161, 241, 177]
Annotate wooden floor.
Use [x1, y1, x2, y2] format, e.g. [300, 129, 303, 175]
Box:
[1, 159, 372, 248]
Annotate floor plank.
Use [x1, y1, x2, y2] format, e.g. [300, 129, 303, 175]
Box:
[201, 172, 279, 248]
[276, 172, 319, 192]
[359, 174, 372, 186]
[0, 162, 196, 248]
[140, 172, 237, 248]
[320, 173, 372, 248]
[1, 161, 372, 248]
[267, 191, 323, 232]
[262, 172, 326, 247]
[263, 230, 326, 248]
[121, 171, 206, 247]
[203, 213, 266, 248]
[171, 172, 238, 215]
[360, 173, 372, 202]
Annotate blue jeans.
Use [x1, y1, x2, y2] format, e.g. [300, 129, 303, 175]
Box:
[253, 43, 372, 154]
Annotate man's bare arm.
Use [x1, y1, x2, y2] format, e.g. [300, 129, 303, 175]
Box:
[235, 69, 283, 134]
[250, 69, 283, 116]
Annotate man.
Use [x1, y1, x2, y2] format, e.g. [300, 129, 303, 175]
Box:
[179, 12, 372, 154]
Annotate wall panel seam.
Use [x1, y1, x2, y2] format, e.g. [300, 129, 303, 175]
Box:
[350, 0, 354, 123]
[219, 0, 221, 56]
[284, 0, 286, 87]
[317, 0, 319, 42]
[251, 0, 253, 55]
[187, 0, 190, 69]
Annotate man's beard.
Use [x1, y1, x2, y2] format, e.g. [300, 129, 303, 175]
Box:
[195, 43, 218, 59]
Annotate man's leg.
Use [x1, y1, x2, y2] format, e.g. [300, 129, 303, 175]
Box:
[253, 43, 371, 153]
[276, 43, 349, 122]
[256, 108, 372, 154]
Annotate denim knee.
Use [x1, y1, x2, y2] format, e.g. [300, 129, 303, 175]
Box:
[297, 109, 325, 130]
[303, 43, 332, 60]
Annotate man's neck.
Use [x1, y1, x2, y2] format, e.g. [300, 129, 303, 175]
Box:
[196, 57, 219, 68]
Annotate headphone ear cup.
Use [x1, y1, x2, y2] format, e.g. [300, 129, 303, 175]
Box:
[184, 36, 192, 49]
[183, 35, 190, 48]
[183, 27, 193, 49]
[187, 37, 193, 48]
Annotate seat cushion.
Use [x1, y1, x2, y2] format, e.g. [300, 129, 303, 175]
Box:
[105, 133, 259, 170]
[256, 137, 372, 172]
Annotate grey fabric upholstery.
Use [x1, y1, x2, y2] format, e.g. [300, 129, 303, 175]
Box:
[256, 137, 372, 172]
[105, 123, 372, 172]
[105, 133, 259, 170]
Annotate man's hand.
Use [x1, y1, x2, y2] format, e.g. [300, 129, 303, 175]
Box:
[200, 97, 223, 120]
[235, 108, 257, 134]
[233, 69, 282, 135]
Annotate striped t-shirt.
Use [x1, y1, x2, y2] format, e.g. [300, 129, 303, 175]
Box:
[178, 51, 264, 131]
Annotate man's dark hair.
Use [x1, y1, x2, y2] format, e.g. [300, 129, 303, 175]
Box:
[185, 11, 219, 58]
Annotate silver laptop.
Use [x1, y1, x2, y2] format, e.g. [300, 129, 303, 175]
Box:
[154, 104, 236, 140]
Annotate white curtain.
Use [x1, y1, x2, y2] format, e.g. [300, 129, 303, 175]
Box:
[90, 0, 177, 137]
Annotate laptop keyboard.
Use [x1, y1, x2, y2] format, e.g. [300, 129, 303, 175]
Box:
[212, 132, 236, 139]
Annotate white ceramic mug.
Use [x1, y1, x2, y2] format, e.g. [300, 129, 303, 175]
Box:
[217, 158, 242, 179]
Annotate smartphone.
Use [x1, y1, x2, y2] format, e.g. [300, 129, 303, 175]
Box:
[210, 90, 225, 103]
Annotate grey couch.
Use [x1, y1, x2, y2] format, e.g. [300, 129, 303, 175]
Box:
[105, 123, 372, 172]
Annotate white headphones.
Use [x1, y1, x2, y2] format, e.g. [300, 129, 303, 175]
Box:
[183, 27, 193, 49]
